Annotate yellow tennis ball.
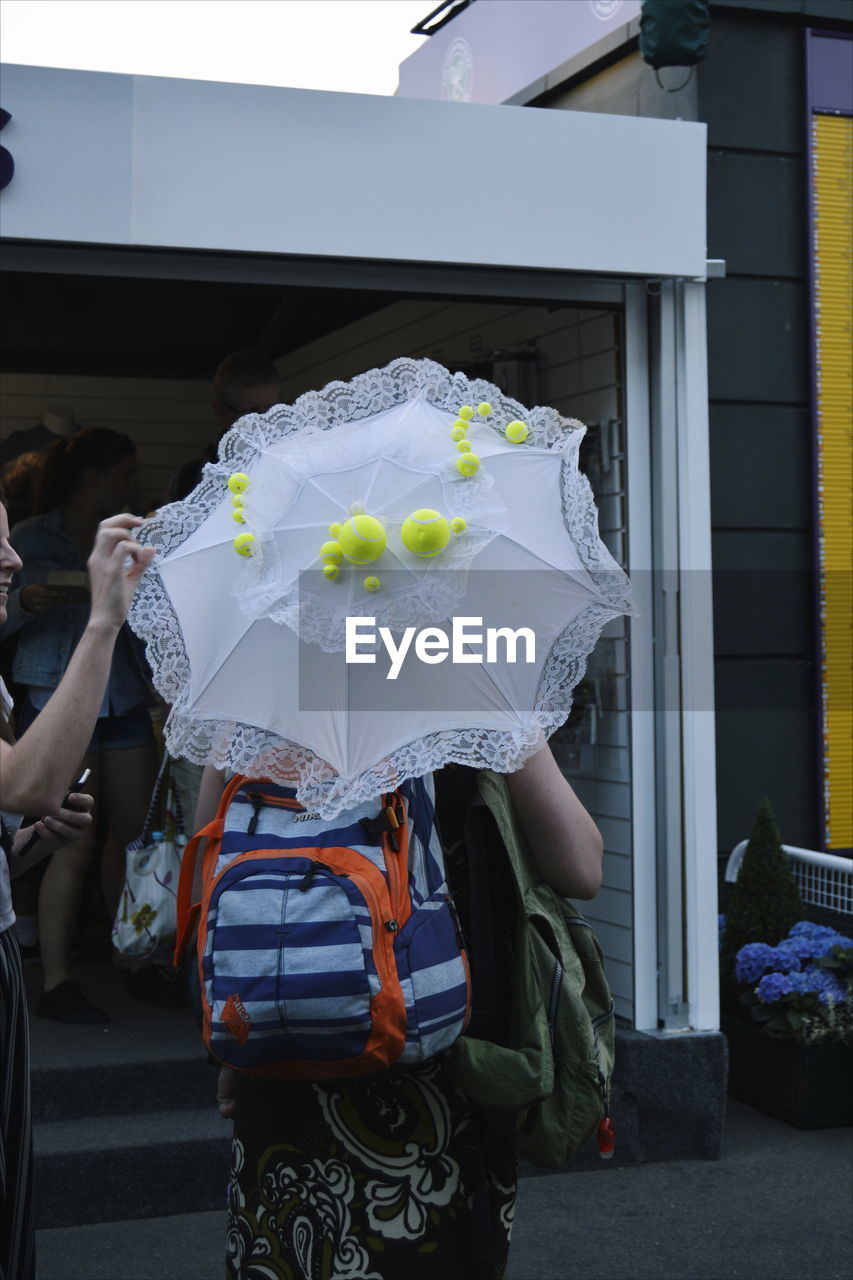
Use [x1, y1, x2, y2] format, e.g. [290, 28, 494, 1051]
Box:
[450, 516, 467, 534]
[233, 532, 255, 557]
[328, 522, 341, 537]
[232, 509, 246, 524]
[505, 420, 529, 443]
[231, 494, 244, 508]
[477, 402, 492, 417]
[364, 576, 381, 592]
[228, 472, 250, 495]
[322, 562, 339, 581]
[456, 439, 472, 453]
[319, 540, 342, 563]
[451, 424, 468, 441]
[401, 509, 451, 558]
[456, 453, 480, 477]
[457, 406, 474, 421]
[338, 514, 386, 564]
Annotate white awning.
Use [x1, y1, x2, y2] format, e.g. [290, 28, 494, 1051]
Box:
[0, 63, 707, 279]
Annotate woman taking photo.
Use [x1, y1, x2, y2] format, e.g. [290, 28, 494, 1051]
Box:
[0, 429, 162, 1022]
[0, 495, 155, 1280]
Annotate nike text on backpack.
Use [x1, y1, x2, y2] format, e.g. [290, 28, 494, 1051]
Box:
[174, 774, 471, 1079]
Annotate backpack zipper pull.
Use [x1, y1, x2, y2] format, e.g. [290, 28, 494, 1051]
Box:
[596, 1070, 615, 1159]
[247, 792, 264, 835]
[596, 1115, 616, 1160]
[299, 861, 327, 891]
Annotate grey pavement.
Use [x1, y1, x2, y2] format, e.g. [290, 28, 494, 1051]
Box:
[35, 1098, 852, 1280]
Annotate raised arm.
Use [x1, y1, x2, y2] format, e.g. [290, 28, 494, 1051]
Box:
[506, 743, 604, 899]
[0, 514, 155, 814]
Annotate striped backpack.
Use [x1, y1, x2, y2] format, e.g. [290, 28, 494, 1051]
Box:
[173, 773, 471, 1078]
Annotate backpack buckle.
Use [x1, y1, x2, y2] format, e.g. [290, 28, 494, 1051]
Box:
[359, 802, 403, 851]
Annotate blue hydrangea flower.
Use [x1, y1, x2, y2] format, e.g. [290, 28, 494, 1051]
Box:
[794, 968, 849, 1004]
[735, 942, 780, 984]
[812, 933, 853, 958]
[757, 967, 850, 1007]
[756, 972, 794, 1003]
[790, 921, 843, 939]
[777, 935, 821, 964]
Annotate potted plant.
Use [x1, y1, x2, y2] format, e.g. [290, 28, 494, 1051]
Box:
[720, 801, 853, 1128]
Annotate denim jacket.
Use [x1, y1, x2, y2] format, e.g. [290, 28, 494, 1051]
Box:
[0, 508, 151, 713]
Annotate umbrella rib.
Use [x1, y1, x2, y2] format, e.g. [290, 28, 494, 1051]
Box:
[489, 530, 600, 592]
[433, 612, 528, 725]
[189, 617, 258, 706]
[362, 465, 432, 518]
[305, 474, 357, 515]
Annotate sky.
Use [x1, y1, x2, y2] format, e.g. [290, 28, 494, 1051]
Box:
[0, 0, 430, 96]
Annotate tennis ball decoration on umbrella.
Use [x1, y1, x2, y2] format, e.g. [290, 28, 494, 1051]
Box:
[233, 531, 256, 558]
[400, 509, 466, 559]
[319, 540, 343, 565]
[318, 513, 386, 584]
[228, 473, 256, 554]
[338, 513, 387, 564]
[449, 404, 492, 477]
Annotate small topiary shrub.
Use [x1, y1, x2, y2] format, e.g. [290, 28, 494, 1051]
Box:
[721, 798, 803, 994]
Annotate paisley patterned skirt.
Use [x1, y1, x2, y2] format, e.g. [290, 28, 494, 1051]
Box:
[225, 1055, 516, 1280]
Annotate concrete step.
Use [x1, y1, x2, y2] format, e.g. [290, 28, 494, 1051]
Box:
[31, 1054, 215, 1123]
[33, 1109, 231, 1228]
[25, 949, 228, 1226]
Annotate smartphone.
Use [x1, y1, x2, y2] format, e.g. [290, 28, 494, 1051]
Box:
[63, 767, 92, 808]
[15, 767, 93, 857]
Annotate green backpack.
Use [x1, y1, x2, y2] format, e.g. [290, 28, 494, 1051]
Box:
[446, 769, 616, 1168]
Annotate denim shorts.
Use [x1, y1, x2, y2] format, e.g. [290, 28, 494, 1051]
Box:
[18, 698, 155, 755]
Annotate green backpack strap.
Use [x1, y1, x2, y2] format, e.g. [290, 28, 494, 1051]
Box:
[449, 770, 555, 1110]
[449, 768, 615, 1167]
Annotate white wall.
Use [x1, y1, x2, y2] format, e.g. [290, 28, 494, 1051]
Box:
[0, 64, 707, 278]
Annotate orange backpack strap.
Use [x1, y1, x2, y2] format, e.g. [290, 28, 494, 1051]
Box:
[173, 818, 222, 965]
[173, 773, 247, 965]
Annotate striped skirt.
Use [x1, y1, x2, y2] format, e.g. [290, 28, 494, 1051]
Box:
[0, 925, 35, 1280]
[226, 1054, 516, 1280]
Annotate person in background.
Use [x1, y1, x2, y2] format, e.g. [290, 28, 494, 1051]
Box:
[0, 448, 47, 531]
[0, 404, 78, 469]
[165, 349, 280, 833]
[167, 349, 281, 503]
[0, 495, 155, 1280]
[0, 429, 163, 1022]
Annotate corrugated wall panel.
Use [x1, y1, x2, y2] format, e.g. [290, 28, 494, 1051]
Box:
[812, 111, 853, 852]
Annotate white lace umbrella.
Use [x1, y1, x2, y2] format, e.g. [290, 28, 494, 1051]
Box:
[130, 359, 632, 817]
